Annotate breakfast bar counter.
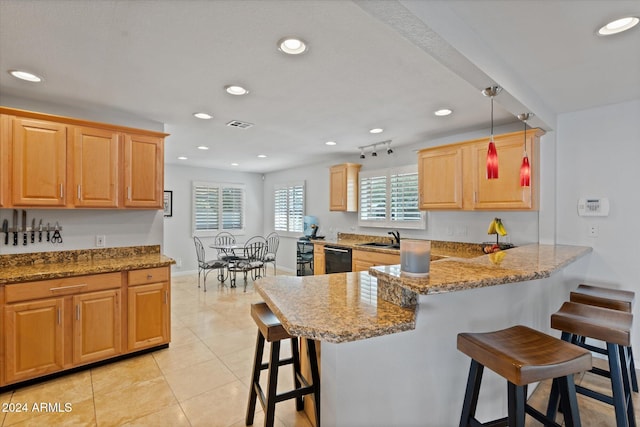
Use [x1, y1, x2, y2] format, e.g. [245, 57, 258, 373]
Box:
[254, 243, 592, 426]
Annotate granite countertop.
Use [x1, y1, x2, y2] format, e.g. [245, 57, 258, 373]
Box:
[311, 233, 485, 259]
[368, 244, 592, 296]
[255, 272, 416, 344]
[255, 243, 592, 343]
[0, 246, 175, 285]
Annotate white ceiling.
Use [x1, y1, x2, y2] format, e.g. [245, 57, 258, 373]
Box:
[1, 0, 638, 173]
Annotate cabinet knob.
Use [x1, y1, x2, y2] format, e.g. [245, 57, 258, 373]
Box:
[147, 274, 153, 280]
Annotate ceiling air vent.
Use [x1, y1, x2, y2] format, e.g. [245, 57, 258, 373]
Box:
[226, 120, 254, 129]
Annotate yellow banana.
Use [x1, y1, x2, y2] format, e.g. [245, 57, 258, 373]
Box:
[489, 250, 506, 265]
[487, 218, 497, 235]
[496, 219, 508, 236]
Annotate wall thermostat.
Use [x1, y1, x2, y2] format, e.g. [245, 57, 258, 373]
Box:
[577, 197, 609, 217]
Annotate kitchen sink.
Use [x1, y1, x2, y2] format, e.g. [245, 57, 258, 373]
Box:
[358, 242, 400, 249]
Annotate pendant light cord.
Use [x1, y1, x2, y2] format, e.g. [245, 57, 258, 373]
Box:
[490, 96, 494, 140]
[523, 118, 528, 156]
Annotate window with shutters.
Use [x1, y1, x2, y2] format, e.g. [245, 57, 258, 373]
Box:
[274, 182, 305, 236]
[192, 181, 245, 236]
[358, 165, 424, 229]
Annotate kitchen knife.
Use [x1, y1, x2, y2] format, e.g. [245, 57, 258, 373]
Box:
[46, 222, 50, 242]
[22, 210, 27, 246]
[38, 219, 43, 242]
[2, 219, 8, 245]
[31, 218, 35, 243]
[12, 209, 18, 246]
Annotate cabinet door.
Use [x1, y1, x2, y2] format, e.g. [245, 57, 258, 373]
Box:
[329, 165, 347, 211]
[313, 245, 325, 275]
[128, 282, 169, 351]
[72, 126, 119, 207]
[123, 133, 163, 208]
[73, 290, 121, 365]
[469, 134, 534, 210]
[11, 118, 67, 206]
[0, 115, 9, 207]
[4, 298, 64, 384]
[418, 146, 463, 209]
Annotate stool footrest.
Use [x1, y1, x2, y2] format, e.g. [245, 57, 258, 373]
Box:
[525, 405, 562, 427]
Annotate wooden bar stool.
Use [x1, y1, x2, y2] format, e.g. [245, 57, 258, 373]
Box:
[457, 325, 591, 427]
[246, 302, 320, 427]
[549, 301, 635, 427]
[570, 284, 637, 392]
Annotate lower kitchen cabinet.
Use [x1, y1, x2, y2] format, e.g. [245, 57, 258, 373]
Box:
[352, 249, 400, 272]
[73, 289, 121, 365]
[1, 267, 171, 387]
[127, 267, 170, 351]
[3, 298, 65, 384]
[313, 243, 325, 275]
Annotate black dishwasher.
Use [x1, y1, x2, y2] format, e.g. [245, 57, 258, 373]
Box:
[324, 245, 352, 273]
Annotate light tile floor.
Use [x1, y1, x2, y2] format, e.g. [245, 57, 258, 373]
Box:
[0, 272, 637, 426]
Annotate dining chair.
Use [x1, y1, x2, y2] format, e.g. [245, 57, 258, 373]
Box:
[263, 232, 280, 276]
[296, 241, 314, 276]
[214, 231, 237, 261]
[193, 236, 228, 291]
[229, 235, 267, 291]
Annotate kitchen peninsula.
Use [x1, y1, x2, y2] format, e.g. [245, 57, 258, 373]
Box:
[255, 243, 591, 426]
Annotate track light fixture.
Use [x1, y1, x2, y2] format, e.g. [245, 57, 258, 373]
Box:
[357, 140, 393, 158]
[385, 141, 393, 155]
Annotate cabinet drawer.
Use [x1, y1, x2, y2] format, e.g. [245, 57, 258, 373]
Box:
[5, 272, 122, 303]
[128, 267, 169, 286]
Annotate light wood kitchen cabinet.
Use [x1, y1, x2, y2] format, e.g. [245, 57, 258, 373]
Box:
[417, 129, 544, 211]
[0, 115, 9, 207]
[71, 126, 120, 208]
[467, 129, 542, 210]
[0, 107, 167, 209]
[127, 267, 170, 351]
[313, 243, 325, 275]
[72, 289, 121, 365]
[330, 163, 361, 212]
[2, 272, 122, 386]
[3, 298, 65, 384]
[10, 117, 68, 207]
[123, 133, 164, 208]
[352, 249, 400, 272]
[418, 145, 463, 209]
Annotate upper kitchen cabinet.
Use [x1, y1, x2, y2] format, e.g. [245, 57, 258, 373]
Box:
[418, 145, 463, 209]
[123, 133, 164, 208]
[0, 115, 9, 207]
[468, 129, 543, 210]
[72, 126, 119, 208]
[330, 163, 361, 212]
[0, 107, 168, 209]
[10, 117, 68, 207]
[418, 129, 544, 211]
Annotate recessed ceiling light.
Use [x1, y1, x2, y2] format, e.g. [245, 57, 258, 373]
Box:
[224, 85, 249, 96]
[231, 162, 239, 166]
[178, 156, 188, 160]
[193, 112, 213, 120]
[257, 154, 267, 158]
[9, 70, 43, 82]
[369, 128, 384, 134]
[598, 16, 639, 35]
[325, 141, 337, 146]
[197, 146, 209, 150]
[434, 109, 453, 116]
[277, 37, 308, 55]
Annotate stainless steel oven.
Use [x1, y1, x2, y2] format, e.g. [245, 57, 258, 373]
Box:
[324, 245, 352, 273]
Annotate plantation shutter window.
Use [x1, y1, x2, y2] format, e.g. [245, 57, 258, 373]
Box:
[358, 165, 424, 229]
[192, 182, 246, 236]
[274, 182, 305, 235]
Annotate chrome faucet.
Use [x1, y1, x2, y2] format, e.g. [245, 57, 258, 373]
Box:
[388, 230, 400, 245]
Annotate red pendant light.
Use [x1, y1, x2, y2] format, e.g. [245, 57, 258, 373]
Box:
[482, 86, 502, 179]
[518, 113, 532, 187]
